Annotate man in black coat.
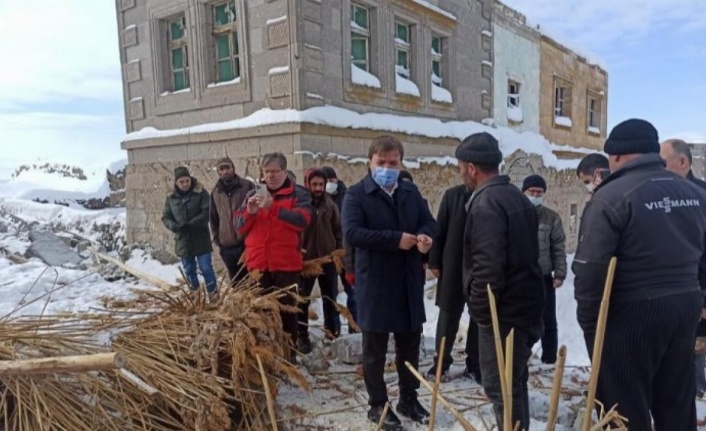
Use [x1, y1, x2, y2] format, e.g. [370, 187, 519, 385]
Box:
[342, 136, 437, 430]
[426, 184, 481, 383]
[574, 120, 706, 430]
[460, 133, 545, 431]
[661, 138, 706, 398]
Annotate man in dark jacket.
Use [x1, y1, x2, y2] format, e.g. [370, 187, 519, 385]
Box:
[522, 174, 567, 364]
[574, 120, 706, 430]
[297, 168, 343, 352]
[460, 133, 545, 431]
[235, 153, 313, 359]
[209, 157, 254, 286]
[343, 136, 437, 430]
[426, 184, 481, 383]
[321, 165, 357, 332]
[576, 153, 609, 195]
[660, 138, 706, 398]
[162, 166, 217, 296]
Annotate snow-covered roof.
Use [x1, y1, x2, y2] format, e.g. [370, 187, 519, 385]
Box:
[411, 0, 456, 21]
[123, 106, 595, 171]
[536, 25, 608, 71]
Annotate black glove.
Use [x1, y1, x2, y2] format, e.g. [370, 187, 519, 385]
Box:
[177, 222, 188, 232]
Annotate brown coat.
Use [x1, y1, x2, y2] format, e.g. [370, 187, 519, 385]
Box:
[209, 176, 254, 247]
[302, 194, 342, 261]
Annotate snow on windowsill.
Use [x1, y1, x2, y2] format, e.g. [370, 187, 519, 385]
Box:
[268, 66, 290, 75]
[394, 37, 410, 47]
[481, 30, 493, 37]
[266, 15, 287, 25]
[508, 106, 524, 123]
[482, 60, 493, 67]
[350, 64, 381, 88]
[124, 24, 136, 31]
[431, 47, 441, 56]
[306, 93, 324, 101]
[207, 77, 241, 88]
[587, 126, 601, 134]
[554, 116, 573, 128]
[431, 84, 452, 104]
[350, 21, 367, 33]
[129, 97, 143, 102]
[395, 74, 420, 97]
[411, 0, 457, 21]
[160, 89, 190, 96]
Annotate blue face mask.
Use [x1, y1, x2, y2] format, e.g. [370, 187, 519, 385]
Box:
[372, 167, 400, 188]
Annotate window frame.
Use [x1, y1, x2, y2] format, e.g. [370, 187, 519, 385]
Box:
[350, 3, 371, 72]
[507, 80, 520, 108]
[554, 86, 565, 117]
[394, 20, 412, 79]
[431, 34, 443, 87]
[211, 0, 241, 84]
[167, 15, 190, 92]
[587, 94, 601, 129]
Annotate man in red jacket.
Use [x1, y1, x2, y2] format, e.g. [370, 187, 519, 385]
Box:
[234, 152, 313, 360]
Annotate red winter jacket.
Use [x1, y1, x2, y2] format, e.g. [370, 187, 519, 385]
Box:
[234, 179, 313, 272]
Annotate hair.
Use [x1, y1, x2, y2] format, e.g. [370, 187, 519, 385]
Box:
[576, 153, 609, 177]
[368, 135, 405, 160]
[306, 168, 327, 185]
[473, 163, 500, 175]
[664, 139, 693, 165]
[320, 166, 337, 180]
[398, 170, 414, 183]
[261, 152, 288, 170]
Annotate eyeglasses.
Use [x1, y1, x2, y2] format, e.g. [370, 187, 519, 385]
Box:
[263, 169, 284, 176]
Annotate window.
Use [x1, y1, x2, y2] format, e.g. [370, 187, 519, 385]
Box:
[554, 86, 565, 116]
[508, 80, 520, 107]
[350, 4, 370, 71]
[212, 1, 240, 83]
[431, 35, 443, 87]
[167, 16, 189, 91]
[395, 21, 411, 79]
[588, 97, 600, 128]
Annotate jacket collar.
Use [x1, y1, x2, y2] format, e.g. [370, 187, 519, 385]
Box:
[215, 175, 244, 192]
[466, 175, 510, 211]
[596, 153, 665, 191]
[362, 173, 411, 199]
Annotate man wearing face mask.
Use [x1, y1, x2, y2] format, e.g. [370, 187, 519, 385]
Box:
[342, 136, 437, 430]
[522, 174, 567, 364]
[576, 153, 610, 195]
[459, 133, 545, 431]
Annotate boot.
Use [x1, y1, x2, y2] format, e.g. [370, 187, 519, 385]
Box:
[396, 397, 430, 425]
[297, 336, 313, 355]
[367, 404, 403, 430]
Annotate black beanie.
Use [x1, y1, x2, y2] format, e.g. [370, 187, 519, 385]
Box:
[604, 119, 660, 155]
[455, 132, 503, 165]
[522, 174, 546, 192]
[174, 166, 191, 180]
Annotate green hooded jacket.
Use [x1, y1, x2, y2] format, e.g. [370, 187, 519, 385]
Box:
[161, 178, 213, 258]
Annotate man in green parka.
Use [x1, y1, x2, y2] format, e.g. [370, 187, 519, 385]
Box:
[162, 166, 217, 296]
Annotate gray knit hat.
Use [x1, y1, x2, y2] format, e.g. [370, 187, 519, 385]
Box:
[455, 132, 503, 165]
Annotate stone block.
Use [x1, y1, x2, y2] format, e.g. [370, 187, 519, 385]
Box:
[187, 142, 227, 161]
[128, 98, 144, 120]
[125, 60, 141, 83]
[123, 25, 138, 47]
[127, 209, 148, 230]
[260, 135, 294, 154]
[300, 134, 332, 154]
[26, 230, 83, 267]
[266, 20, 289, 48]
[120, 0, 135, 11]
[226, 140, 262, 158]
[331, 137, 367, 157]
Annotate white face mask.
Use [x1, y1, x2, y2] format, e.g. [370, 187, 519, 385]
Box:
[527, 195, 544, 207]
[325, 182, 338, 195]
[585, 183, 596, 193]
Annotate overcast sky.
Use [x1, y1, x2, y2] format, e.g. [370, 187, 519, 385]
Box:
[0, 0, 704, 179]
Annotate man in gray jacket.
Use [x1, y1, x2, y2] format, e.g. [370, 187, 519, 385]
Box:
[522, 175, 567, 364]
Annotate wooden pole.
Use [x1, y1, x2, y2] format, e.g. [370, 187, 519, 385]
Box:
[0, 352, 124, 376]
[404, 362, 477, 431]
[119, 368, 159, 396]
[374, 403, 390, 431]
[256, 354, 279, 431]
[582, 257, 618, 431]
[487, 284, 511, 431]
[92, 249, 179, 290]
[546, 345, 567, 431]
[504, 329, 514, 431]
[429, 336, 447, 431]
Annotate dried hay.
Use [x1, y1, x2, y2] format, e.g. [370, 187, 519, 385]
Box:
[0, 276, 308, 431]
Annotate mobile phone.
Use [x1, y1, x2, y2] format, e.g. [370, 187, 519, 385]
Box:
[254, 183, 268, 197]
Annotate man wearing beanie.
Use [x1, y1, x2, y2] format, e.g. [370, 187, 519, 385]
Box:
[522, 174, 567, 364]
[209, 157, 254, 287]
[162, 166, 218, 298]
[573, 119, 706, 430]
[459, 132, 544, 430]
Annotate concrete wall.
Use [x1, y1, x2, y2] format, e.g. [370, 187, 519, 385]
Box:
[539, 36, 608, 151]
[491, 6, 540, 133]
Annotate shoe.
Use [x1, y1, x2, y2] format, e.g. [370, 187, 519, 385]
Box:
[464, 367, 482, 385]
[207, 290, 218, 303]
[425, 364, 449, 381]
[297, 337, 313, 355]
[367, 405, 403, 430]
[396, 397, 430, 425]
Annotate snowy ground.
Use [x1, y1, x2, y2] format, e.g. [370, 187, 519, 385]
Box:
[0, 196, 705, 430]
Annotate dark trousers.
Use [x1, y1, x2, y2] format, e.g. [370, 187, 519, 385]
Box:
[362, 330, 422, 406]
[432, 307, 480, 373]
[340, 270, 358, 327]
[479, 322, 541, 431]
[260, 271, 300, 355]
[695, 353, 706, 398]
[584, 293, 700, 431]
[219, 245, 247, 286]
[540, 275, 558, 363]
[298, 262, 341, 339]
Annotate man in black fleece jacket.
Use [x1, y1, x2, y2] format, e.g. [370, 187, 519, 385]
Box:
[574, 120, 706, 430]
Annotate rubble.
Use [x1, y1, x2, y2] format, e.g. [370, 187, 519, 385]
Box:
[25, 230, 83, 267]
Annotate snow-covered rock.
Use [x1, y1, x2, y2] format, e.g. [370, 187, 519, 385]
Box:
[26, 230, 82, 267]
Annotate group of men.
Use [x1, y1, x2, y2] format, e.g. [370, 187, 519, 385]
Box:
[161, 118, 706, 431]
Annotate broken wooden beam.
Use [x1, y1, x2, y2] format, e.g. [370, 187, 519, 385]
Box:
[0, 352, 125, 376]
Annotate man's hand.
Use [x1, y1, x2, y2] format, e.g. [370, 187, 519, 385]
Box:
[246, 196, 259, 215]
[553, 278, 564, 288]
[257, 193, 273, 210]
[430, 268, 441, 278]
[398, 233, 417, 250]
[417, 234, 433, 254]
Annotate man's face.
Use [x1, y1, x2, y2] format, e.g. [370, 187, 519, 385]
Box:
[579, 170, 604, 192]
[218, 164, 235, 181]
[458, 161, 477, 190]
[524, 187, 544, 198]
[660, 143, 689, 177]
[176, 177, 191, 192]
[309, 176, 326, 198]
[262, 162, 287, 190]
[370, 150, 402, 170]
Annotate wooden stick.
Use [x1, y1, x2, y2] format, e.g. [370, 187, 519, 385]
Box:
[582, 257, 618, 431]
[504, 329, 514, 431]
[0, 352, 124, 376]
[92, 249, 178, 290]
[487, 284, 510, 431]
[118, 368, 159, 396]
[375, 402, 390, 431]
[546, 345, 567, 431]
[429, 336, 447, 431]
[404, 361, 477, 431]
[256, 354, 279, 431]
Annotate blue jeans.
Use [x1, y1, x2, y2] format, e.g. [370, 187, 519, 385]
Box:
[181, 253, 217, 293]
[696, 354, 706, 398]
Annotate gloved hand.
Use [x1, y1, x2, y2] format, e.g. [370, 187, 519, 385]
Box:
[345, 273, 355, 286]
